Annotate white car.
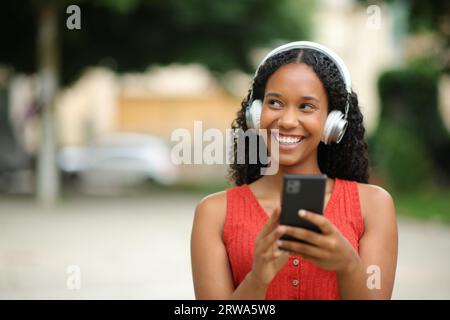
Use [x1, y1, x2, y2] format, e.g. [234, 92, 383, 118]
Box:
[58, 133, 178, 190]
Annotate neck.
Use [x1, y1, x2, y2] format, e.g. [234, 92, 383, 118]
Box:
[260, 154, 324, 196]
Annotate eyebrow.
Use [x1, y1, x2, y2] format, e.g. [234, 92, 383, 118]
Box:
[265, 92, 320, 103]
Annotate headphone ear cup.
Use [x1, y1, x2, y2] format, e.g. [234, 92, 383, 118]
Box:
[322, 110, 348, 145]
[245, 99, 262, 129]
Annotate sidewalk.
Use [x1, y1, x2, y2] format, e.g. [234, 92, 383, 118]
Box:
[0, 194, 449, 299]
[0, 194, 196, 299]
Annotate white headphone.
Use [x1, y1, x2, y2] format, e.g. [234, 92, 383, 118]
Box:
[245, 41, 352, 145]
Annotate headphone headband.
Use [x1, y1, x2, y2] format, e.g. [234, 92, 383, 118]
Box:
[254, 41, 352, 94]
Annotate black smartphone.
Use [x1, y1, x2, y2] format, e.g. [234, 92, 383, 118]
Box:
[280, 174, 326, 242]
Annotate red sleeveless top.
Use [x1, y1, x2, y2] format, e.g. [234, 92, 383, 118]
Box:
[223, 178, 364, 300]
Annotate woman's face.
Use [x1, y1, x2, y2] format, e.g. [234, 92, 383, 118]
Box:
[260, 63, 329, 167]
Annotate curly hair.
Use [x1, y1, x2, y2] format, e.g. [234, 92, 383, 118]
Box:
[228, 48, 369, 185]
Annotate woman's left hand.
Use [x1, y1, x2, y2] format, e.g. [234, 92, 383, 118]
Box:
[278, 210, 360, 274]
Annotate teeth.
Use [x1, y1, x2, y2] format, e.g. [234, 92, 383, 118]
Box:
[275, 134, 303, 144]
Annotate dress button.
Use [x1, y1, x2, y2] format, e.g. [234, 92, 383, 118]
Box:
[293, 258, 299, 266]
[292, 279, 299, 286]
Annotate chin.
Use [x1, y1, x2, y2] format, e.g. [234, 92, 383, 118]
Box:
[267, 140, 318, 167]
[277, 153, 305, 167]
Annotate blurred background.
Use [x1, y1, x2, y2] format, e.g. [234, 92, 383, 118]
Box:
[0, 0, 449, 299]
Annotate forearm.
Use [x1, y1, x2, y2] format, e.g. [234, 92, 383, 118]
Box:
[337, 256, 376, 300]
[229, 272, 268, 300]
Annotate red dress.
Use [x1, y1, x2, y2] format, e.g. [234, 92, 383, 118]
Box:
[223, 178, 364, 300]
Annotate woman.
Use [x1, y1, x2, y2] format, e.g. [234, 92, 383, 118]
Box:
[190, 41, 398, 299]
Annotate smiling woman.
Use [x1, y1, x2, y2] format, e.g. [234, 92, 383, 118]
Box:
[190, 41, 398, 300]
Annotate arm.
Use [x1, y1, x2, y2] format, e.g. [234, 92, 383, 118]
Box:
[337, 185, 398, 299]
[191, 193, 236, 299]
[191, 193, 289, 299]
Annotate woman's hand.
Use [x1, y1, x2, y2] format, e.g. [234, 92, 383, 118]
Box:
[248, 208, 290, 288]
[278, 210, 360, 274]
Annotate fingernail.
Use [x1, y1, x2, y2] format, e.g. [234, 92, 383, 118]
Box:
[277, 240, 283, 247]
[298, 210, 306, 217]
[277, 225, 286, 233]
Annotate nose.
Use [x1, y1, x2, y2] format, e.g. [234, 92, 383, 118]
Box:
[278, 106, 299, 130]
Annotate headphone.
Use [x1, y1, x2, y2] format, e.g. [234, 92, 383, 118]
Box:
[245, 41, 352, 145]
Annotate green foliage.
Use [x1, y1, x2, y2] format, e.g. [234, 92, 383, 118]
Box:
[377, 61, 446, 150]
[394, 189, 450, 223]
[370, 61, 450, 192]
[370, 119, 433, 191]
[0, 0, 314, 84]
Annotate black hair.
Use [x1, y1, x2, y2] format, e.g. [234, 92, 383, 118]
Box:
[228, 48, 369, 185]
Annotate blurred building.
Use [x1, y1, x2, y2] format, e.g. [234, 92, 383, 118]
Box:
[55, 65, 241, 186]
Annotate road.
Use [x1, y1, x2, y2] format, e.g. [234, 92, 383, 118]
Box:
[0, 193, 449, 299]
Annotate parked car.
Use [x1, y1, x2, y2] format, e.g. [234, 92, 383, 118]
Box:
[58, 133, 178, 191]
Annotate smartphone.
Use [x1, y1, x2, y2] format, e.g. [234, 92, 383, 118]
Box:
[280, 174, 326, 242]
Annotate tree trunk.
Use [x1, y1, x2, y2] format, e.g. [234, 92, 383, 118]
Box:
[36, 4, 60, 206]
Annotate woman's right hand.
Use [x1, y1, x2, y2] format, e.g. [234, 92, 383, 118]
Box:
[248, 208, 290, 288]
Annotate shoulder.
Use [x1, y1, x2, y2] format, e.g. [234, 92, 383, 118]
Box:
[356, 182, 394, 205]
[193, 190, 229, 234]
[355, 182, 396, 227]
[196, 190, 228, 215]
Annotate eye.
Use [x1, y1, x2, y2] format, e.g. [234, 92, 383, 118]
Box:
[299, 103, 315, 111]
[267, 99, 283, 109]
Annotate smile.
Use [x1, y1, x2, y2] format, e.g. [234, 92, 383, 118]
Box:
[272, 133, 305, 149]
